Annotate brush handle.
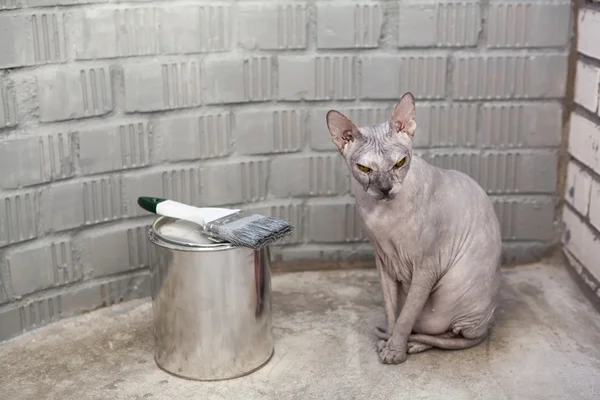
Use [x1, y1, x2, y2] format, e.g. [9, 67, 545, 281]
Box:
[137, 197, 240, 225]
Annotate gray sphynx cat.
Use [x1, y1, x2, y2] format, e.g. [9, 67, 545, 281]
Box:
[325, 92, 502, 364]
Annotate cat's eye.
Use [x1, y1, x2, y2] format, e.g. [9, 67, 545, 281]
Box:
[357, 164, 372, 173]
[394, 157, 407, 169]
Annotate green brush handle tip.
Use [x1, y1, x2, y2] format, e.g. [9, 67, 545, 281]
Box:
[137, 196, 167, 214]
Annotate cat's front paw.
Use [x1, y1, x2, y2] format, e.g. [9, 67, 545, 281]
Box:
[377, 339, 407, 364]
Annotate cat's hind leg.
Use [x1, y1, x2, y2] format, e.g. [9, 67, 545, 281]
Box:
[406, 331, 453, 354]
[407, 331, 487, 351]
[406, 341, 433, 354]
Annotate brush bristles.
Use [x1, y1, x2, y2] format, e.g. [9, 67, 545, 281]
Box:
[209, 215, 293, 249]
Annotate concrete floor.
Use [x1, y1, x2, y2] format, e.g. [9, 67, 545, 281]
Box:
[1, 261, 600, 400]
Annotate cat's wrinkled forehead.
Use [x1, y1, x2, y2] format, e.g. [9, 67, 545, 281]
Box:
[351, 121, 410, 164]
[353, 120, 411, 157]
[357, 120, 391, 137]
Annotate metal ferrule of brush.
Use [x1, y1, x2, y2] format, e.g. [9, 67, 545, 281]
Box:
[201, 210, 294, 249]
[201, 210, 254, 237]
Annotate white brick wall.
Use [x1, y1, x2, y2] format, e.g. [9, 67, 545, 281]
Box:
[574, 61, 600, 114]
[562, 2, 600, 305]
[0, 0, 572, 342]
[578, 7, 600, 61]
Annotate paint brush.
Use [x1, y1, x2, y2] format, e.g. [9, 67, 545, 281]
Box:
[137, 197, 293, 250]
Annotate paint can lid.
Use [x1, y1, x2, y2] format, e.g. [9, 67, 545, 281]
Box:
[149, 216, 235, 250]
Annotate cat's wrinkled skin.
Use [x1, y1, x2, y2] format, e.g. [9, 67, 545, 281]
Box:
[326, 93, 502, 364]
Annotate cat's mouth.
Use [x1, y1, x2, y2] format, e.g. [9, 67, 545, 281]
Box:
[376, 193, 395, 201]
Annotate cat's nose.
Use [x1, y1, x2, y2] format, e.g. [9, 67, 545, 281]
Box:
[380, 187, 392, 197]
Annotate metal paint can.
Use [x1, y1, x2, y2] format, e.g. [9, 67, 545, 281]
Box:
[147, 216, 274, 381]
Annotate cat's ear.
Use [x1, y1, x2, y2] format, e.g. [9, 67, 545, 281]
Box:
[391, 92, 417, 139]
[326, 110, 360, 152]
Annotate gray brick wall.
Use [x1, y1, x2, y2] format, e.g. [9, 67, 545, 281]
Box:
[0, 0, 573, 342]
[562, 0, 600, 304]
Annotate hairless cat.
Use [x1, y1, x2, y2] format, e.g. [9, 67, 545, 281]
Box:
[325, 92, 502, 364]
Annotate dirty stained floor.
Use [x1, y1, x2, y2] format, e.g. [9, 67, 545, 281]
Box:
[1, 261, 600, 400]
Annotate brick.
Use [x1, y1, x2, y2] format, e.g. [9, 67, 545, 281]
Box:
[270, 154, 350, 197]
[0, 12, 67, 68]
[159, 5, 231, 54]
[0, 132, 75, 189]
[562, 207, 600, 280]
[0, 307, 21, 342]
[306, 198, 366, 243]
[234, 109, 306, 155]
[278, 55, 357, 101]
[0, 270, 150, 342]
[6, 295, 63, 337]
[568, 113, 600, 175]
[3, 238, 79, 297]
[309, 106, 391, 151]
[359, 54, 447, 100]
[123, 59, 202, 112]
[204, 56, 272, 104]
[30, 0, 155, 4]
[238, 3, 307, 50]
[41, 182, 86, 232]
[271, 244, 374, 263]
[71, 5, 230, 59]
[64, 271, 150, 310]
[502, 242, 555, 264]
[565, 161, 592, 217]
[28, 0, 107, 5]
[70, 7, 159, 59]
[152, 112, 232, 163]
[37, 66, 113, 122]
[0, 189, 41, 248]
[199, 159, 269, 205]
[416, 103, 478, 148]
[124, 57, 272, 112]
[78, 121, 151, 175]
[487, 0, 571, 48]
[589, 178, 600, 232]
[0, 79, 17, 129]
[578, 8, 600, 60]
[574, 61, 600, 114]
[480, 102, 563, 148]
[0, 271, 8, 304]
[428, 150, 557, 194]
[122, 169, 173, 218]
[41, 176, 125, 232]
[492, 196, 556, 241]
[75, 221, 151, 278]
[122, 162, 265, 212]
[125, 166, 220, 213]
[0, 0, 19, 9]
[244, 201, 305, 245]
[317, 3, 382, 49]
[397, 0, 480, 48]
[452, 52, 567, 100]
[483, 150, 557, 194]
